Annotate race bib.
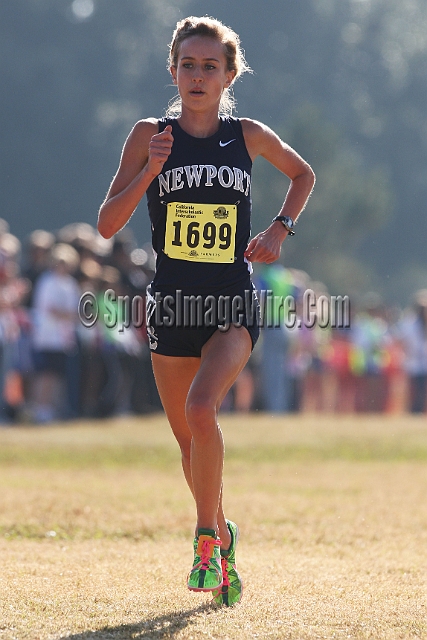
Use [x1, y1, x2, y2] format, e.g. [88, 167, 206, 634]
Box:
[164, 202, 237, 263]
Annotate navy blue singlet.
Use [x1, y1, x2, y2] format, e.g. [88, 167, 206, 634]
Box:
[146, 117, 253, 296]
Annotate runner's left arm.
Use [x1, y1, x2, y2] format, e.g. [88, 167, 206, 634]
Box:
[241, 119, 315, 264]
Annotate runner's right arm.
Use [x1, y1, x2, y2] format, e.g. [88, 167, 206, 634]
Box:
[97, 120, 174, 239]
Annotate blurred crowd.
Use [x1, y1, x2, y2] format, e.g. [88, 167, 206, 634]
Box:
[250, 265, 427, 416]
[0, 220, 160, 424]
[0, 219, 426, 424]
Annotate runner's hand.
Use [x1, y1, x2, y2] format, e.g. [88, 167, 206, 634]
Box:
[146, 125, 174, 177]
[244, 224, 288, 263]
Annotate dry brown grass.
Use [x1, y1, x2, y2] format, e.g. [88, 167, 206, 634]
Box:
[1, 414, 427, 639]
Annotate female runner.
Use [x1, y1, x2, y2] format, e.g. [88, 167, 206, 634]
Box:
[98, 16, 315, 606]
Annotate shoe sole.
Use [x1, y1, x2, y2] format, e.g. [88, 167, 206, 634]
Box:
[188, 584, 223, 593]
[187, 565, 223, 593]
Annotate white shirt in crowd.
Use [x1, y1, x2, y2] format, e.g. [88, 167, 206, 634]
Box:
[32, 270, 81, 352]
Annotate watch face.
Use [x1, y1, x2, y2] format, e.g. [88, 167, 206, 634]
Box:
[284, 217, 294, 229]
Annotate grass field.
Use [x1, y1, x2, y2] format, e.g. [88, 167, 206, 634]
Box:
[1, 413, 427, 640]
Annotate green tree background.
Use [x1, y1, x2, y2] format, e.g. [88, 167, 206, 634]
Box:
[1, 0, 427, 303]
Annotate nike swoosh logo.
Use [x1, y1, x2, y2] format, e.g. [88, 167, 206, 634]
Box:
[219, 139, 236, 147]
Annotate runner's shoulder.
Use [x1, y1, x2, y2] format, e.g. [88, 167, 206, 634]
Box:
[240, 118, 278, 159]
[121, 118, 159, 159]
[130, 118, 159, 142]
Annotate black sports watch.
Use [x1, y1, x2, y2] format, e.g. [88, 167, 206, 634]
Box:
[272, 215, 296, 235]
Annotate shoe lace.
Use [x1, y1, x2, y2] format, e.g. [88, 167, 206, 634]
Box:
[212, 557, 231, 599]
[221, 556, 231, 587]
[197, 536, 222, 570]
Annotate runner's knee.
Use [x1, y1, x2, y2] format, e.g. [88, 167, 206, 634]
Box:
[185, 394, 217, 437]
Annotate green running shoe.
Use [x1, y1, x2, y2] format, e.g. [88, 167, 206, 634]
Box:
[187, 530, 223, 592]
[213, 520, 243, 606]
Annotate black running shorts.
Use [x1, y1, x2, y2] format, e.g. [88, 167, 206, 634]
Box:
[146, 283, 260, 357]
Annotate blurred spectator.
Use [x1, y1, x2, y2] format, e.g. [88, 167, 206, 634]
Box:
[382, 309, 407, 414]
[30, 243, 81, 423]
[257, 264, 296, 412]
[352, 293, 389, 412]
[322, 327, 357, 413]
[398, 289, 427, 413]
[110, 229, 153, 296]
[297, 282, 331, 413]
[0, 229, 30, 422]
[93, 265, 137, 417]
[21, 230, 55, 307]
[76, 257, 104, 417]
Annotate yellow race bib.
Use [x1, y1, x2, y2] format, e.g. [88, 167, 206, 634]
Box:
[164, 202, 237, 263]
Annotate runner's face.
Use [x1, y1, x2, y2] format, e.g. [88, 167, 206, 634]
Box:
[171, 36, 235, 111]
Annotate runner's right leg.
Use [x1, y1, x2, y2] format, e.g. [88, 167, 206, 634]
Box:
[151, 354, 232, 550]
